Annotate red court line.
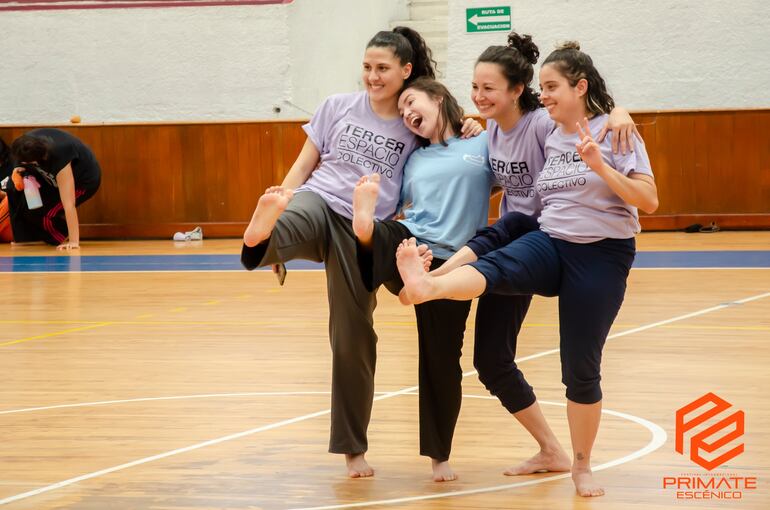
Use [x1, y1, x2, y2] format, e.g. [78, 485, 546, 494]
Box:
[0, 0, 291, 11]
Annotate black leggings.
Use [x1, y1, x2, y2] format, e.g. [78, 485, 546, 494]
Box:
[357, 220, 470, 462]
[469, 212, 540, 413]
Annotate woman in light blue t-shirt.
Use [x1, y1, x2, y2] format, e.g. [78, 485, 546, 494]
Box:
[352, 77, 493, 482]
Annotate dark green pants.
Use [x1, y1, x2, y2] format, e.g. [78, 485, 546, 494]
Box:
[242, 191, 377, 454]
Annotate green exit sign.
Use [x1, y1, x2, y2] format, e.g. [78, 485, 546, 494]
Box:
[466, 6, 511, 33]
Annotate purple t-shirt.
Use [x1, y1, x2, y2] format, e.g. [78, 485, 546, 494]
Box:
[487, 108, 554, 217]
[537, 114, 654, 243]
[297, 92, 418, 220]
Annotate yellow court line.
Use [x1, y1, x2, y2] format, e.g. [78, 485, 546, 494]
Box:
[0, 320, 766, 332]
[659, 324, 770, 332]
[0, 323, 113, 347]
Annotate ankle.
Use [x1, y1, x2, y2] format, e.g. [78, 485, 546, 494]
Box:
[572, 461, 592, 472]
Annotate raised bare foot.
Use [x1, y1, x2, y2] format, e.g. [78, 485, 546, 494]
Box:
[431, 459, 457, 482]
[352, 174, 381, 244]
[345, 453, 374, 478]
[396, 238, 435, 304]
[418, 244, 433, 272]
[503, 448, 571, 475]
[572, 467, 604, 497]
[243, 186, 293, 247]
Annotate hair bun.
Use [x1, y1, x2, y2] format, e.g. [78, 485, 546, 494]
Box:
[556, 40, 581, 51]
[507, 31, 539, 65]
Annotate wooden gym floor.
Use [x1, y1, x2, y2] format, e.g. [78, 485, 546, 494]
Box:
[0, 232, 768, 509]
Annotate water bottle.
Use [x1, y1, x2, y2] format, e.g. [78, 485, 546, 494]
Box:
[23, 175, 43, 210]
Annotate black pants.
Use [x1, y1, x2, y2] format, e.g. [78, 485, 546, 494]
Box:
[357, 220, 470, 461]
[6, 182, 99, 245]
[468, 212, 540, 413]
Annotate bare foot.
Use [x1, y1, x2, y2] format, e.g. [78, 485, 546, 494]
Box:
[504, 448, 571, 475]
[418, 244, 433, 272]
[572, 467, 604, 497]
[352, 174, 381, 244]
[243, 186, 293, 247]
[431, 459, 457, 482]
[396, 238, 435, 304]
[345, 453, 374, 478]
[396, 243, 432, 305]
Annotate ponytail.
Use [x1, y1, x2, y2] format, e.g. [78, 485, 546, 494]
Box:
[367, 26, 436, 85]
[543, 41, 615, 115]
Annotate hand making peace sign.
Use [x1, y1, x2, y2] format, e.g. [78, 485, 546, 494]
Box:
[575, 117, 605, 172]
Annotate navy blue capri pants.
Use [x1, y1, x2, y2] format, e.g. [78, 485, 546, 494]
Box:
[469, 226, 635, 405]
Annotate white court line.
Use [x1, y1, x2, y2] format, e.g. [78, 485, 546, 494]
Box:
[0, 392, 375, 416]
[633, 267, 770, 270]
[0, 290, 767, 506]
[288, 398, 667, 510]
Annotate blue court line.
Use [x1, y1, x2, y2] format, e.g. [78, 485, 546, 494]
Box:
[0, 251, 768, 273]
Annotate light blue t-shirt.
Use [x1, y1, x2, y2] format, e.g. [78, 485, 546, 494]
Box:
[398, 133, 494, 260]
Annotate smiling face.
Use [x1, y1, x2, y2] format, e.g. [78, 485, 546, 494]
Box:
[362, 46, 412, 105]
[398, 87, 443, 143]
[471, 62, 522, 122]
[538, 62, 587, 124]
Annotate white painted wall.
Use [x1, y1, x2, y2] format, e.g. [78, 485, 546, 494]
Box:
[0, 0, 766, 124]
[0, 0, 407, 124]
[287, 0, 409, 117]
[446, 0, 770, 113]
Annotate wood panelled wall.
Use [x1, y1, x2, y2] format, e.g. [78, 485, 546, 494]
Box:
[0, 109, 767, 239]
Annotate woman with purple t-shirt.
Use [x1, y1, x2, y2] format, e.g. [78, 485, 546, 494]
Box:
[430, 32, 638, 479]
[239, 27, 481, 479]
[394, 41, 658, 497]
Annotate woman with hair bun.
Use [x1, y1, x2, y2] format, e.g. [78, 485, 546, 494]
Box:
[427, 30, 639, 481]
[240, 27, 480, 478]
[395, 39, 658, 497]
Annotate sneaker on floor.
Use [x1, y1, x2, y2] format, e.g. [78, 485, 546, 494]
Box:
[172, 226, 203, 241]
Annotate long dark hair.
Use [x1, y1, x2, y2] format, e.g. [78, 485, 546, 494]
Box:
[367, 26, 436, 86]
[476, 31, 540, 112]
[404, 77, 463, 147]
[542, 41, 615, 115]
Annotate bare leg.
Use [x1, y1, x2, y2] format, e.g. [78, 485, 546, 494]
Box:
[503, 401, 571, 475]
[431, 458, 457, 482]
[352, 174, 381, 247]
[243, 186, 294, 247]
[396, 238, 487, 305]
[567, 400, 604, 497]
[345, 453, 374, 478]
